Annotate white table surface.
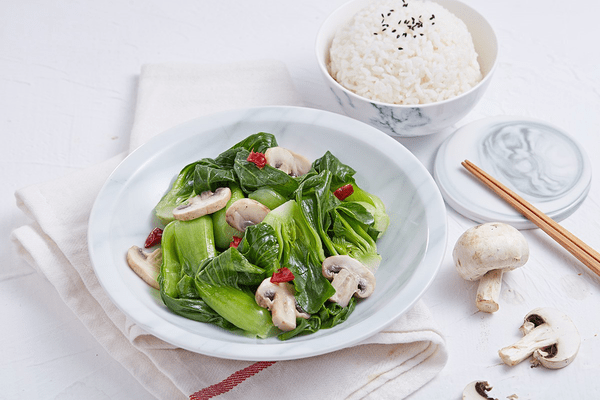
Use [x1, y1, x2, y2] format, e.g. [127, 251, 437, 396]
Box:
[2, 1, 599, 399]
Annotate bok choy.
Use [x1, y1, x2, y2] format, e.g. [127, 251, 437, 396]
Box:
[128, 132, 390, 340]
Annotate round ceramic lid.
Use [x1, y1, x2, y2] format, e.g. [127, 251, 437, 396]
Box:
[434, 116, 592, 229]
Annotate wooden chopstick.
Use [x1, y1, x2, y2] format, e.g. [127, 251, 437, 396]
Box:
[461, 159, 600, 278]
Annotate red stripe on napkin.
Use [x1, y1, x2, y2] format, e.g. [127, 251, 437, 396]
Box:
[189, 361, 276, 399]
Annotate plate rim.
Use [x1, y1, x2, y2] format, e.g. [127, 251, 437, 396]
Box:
[88, 105, 448, 361]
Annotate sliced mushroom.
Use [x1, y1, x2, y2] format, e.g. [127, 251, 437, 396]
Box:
[225, 198, 270, 232]
[255, 278, 309, 331]
[172, 187, 231, 221]
[265, 146, 311, 177]
[288, 149, 312, 176]
[498, 307, 580, 369]
[462, 381, 497, 400]
[453, 222, 529, 313]
[322, 255, 375, 308]
[126, 246, 162, 289]
[265, 147, 295, 175]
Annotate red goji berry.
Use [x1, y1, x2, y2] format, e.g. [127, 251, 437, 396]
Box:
[247, 150, 267, 169]
[333, 184, 354, 201]
[144, 227, 163, 248]
[270, 267, 295, 283]
[229, 236, 243, 248]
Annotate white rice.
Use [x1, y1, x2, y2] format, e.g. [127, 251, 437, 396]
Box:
[328, 0, 482, 105]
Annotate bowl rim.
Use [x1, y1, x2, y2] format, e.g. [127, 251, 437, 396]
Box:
[315, 0, 499, 109]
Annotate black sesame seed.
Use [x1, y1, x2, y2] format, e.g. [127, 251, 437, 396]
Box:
[392, 29, 396, 32]
[430, 14, 435, 20]
[398, 47, 403, 50]
[396, 34, 400, 38]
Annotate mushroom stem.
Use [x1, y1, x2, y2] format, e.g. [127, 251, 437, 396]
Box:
[476, 269, 503, 313]
[270, 290, 297, 331]
[329, 268, 359, 308]
[498, 324, 555, 366]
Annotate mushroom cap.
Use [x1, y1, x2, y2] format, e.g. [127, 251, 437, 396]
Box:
[126, 246, 162, 289]
[173, 187, 231, 221]
[225, 198, 270, 232]
[524, 307, 580, 369]
[265, 147, 295, 175]
[453, 222, 529, 281]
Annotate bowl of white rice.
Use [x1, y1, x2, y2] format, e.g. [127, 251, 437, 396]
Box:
[316, 0, 498, 137]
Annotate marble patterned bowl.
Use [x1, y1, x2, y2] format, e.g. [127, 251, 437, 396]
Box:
[88, 106, 447, 361]
[316, 0, 498, 137]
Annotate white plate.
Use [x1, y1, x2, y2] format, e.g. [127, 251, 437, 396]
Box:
[88, 106, 447, 361]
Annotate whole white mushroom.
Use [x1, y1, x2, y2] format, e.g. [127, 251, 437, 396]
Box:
[453, 222, 529, 313]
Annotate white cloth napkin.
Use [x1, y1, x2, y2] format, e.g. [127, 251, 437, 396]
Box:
[11, 60, 447, 400]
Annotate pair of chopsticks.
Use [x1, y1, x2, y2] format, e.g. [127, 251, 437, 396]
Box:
[462, 159, 600, 278]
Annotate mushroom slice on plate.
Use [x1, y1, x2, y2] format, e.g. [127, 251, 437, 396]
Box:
[453, 222, 529, 313]
[322, 255, 375, 308]
[225, 198, 270, 232]
[287, 149, 311, 177]
[126, 246, 162, 289]
[255, 278, 309, 331]
[498, 307, 580, 369]
[172, 187, 231, 221]
[264, 147, 295, 175]
[462, 381, 497, 400]
[265, 146, 311, 177]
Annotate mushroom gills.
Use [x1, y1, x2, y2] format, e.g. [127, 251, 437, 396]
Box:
[225, 198, 270, 232]
[126, 246, 162, 289]
[172, 187, 231, 221]
[462, 381, 497, 400]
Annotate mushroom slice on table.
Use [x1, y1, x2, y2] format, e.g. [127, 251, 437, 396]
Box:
[453, 222, 529, 313]
[225, 198, 270, 232]
[255, 278, 309, 331]
[322, 255, 375, 308]
[172, 187, 231, 221]
[498, 307, 580, 369]
[265, 146, 311, 177]
[462, 381, 497, 400]
[126, 246, 162, 289]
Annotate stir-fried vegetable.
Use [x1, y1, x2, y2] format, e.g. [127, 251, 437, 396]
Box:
[137, 132, 390, 340]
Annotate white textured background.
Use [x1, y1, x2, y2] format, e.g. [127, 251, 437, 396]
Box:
[2, 1, 599, 399]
